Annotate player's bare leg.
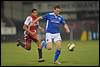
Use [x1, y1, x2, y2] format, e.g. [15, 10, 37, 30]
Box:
[46, 42, 52, 50]
[54, 40, 62, 64]
[34, 36, 45, 62]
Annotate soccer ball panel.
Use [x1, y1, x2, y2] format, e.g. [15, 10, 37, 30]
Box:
[68, 43, 75, 51]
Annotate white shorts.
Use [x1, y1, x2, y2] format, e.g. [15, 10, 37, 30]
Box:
[46, 33, 62, 43]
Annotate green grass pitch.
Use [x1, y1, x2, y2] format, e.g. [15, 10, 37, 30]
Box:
[1, 40, 99, 66]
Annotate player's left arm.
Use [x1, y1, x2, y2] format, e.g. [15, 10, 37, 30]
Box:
[61, 16, 70, 33]
[64, 23, 70, 33]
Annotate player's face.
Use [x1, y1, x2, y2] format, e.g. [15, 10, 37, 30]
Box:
[32, 11, 38, 16]
[53, 8, 61, 15]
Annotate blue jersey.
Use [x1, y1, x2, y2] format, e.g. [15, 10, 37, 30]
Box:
[42, 12, 66, 34]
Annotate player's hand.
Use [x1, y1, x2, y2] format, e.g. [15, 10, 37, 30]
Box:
[64, 24, 70, 33]
[65, 29, 70, 33]
[27, 30, 36, 36]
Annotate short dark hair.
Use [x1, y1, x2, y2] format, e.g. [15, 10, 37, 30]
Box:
[32, 9, 37, 13]
[53, 5, 61, 9]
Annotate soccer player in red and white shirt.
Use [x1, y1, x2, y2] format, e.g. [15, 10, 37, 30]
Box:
[16, 9, 44, 62]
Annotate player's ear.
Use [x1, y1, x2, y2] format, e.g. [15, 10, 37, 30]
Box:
[53, 8, 55, 11]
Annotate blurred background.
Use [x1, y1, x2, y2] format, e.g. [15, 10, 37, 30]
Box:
[1, 1, 99, 42]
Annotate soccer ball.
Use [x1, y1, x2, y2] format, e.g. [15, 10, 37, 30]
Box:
[67, 43, 75, 51]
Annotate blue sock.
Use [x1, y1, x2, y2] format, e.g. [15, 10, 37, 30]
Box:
[54, 49, 61, 62]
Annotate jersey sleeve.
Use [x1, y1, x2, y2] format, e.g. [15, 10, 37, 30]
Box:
[24, 16, 32, 25]
[41, 13, 49, 20]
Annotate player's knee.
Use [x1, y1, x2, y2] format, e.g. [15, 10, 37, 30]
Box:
[35, 39, 41, 44]
[56, 41, 62, 48]
[37, 44, 42, 49]
[57, 45, 61, 49]
[25, 46, 31, 50]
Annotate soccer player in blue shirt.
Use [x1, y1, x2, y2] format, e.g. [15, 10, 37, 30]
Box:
[30, 5, 70, 64]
